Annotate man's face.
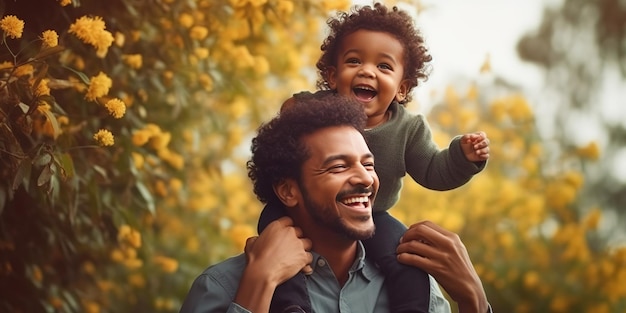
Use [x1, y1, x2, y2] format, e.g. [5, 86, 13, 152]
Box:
[296, 126, 378, 240]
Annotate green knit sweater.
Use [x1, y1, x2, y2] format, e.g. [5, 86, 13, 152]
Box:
[365, 100, 485, 212]
[294, 91, 486, 213]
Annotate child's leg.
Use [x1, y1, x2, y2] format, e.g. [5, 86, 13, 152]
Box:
[258, 203, 312, 313]
[364, 211, 431, 313]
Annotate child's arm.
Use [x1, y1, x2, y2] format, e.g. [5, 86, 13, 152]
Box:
[460, 131, 490, 162]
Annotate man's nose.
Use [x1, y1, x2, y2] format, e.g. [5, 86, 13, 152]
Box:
[349, 164, 375, 187]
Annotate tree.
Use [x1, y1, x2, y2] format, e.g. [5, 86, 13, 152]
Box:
[517, 0, 626, 229]
[0, 0, 348, 311]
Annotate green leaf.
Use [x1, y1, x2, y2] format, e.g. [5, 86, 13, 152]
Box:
[34, 45, 65, 60]
[135, 181, 155, 215]
[41, 107, 61, 139]
[57, 153, 75, 179]
[61, 65, 91, 85]
[17, 102, 29, 114]
[33, 153, 52, 167]
[12, 159, 31, 191]
[37, 165, 54, 187]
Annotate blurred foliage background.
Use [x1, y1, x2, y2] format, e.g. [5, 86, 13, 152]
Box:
[0, 0, 624, 312]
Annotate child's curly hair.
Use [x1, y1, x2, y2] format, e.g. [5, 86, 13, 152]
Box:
[316, 3, 432, 104]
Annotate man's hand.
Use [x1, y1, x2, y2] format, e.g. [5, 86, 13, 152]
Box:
[460, 131, 490, 162]
[244, 216, 313, 281]
[397, 221, 489, 313]
[234, 216, 312, 313]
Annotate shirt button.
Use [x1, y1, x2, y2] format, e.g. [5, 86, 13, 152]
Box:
[317, 259, 326, 267]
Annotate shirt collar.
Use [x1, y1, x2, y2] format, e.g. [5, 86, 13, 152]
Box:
[310, 241, 376, 282]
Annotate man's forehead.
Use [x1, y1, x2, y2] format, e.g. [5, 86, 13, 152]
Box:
[303, 126, 371, 160]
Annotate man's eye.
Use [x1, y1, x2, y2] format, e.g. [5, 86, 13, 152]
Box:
[363, 162, 375, 170]
[329, 164, 348, 172]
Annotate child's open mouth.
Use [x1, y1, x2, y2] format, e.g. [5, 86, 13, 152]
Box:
[353, 86, 377, 101]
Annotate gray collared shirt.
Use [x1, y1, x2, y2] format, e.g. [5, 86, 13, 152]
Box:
[180, 241, 451, 313]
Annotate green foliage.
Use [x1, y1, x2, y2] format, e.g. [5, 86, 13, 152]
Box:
[0, 0, 346, 311]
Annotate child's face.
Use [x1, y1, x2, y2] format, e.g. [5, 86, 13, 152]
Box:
[327, 30, 408, 127]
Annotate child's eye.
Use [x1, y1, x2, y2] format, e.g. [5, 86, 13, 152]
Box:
[378, 63, 392, 70]
[346, 58, 360, 64]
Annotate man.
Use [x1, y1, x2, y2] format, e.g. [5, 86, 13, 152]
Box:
[180, 92, 490, 313]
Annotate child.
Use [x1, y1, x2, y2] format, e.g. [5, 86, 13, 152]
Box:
[258, 3, 490, 313]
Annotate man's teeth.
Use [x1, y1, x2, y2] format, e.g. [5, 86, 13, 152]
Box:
[342, 196, 369, 204]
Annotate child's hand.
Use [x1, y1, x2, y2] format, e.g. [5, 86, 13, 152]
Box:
[460, 131, 490, 162]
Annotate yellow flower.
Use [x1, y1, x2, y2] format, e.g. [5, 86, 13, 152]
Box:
[155, 180, 168, 197]
[123, 258, 143, 269]
[153, 256, 179, 273]
[93, 129, 114, 146]
[34, 78, 51, 96]
[122, 54, 142, 69]
[523, 271, 539, 289]
[229, 223, 256, 251]
[82, 261, 95, 274]
[170, 178, 183, 192]
[576, 141, 600, 160]
[68, 16, 114, 58]
[276, 0, 294, 16]
[49, 297, 63, 310]
[178, 13, 194, 28]
[57, 116, 69, 125]
[114, 31, 125, 47]
[583, 207, 602, 230]
[157, 149, 185, 170]
[189, 26, 209, 40]
[82, 300, 100, 313]
[0, 15, 24, 39]
[104, 98, 126, 118]
[31, 265, 43, 283]
[150, 132, 171, 151]
[320, 0, 349, 11]
[41, 30, 58, 47]
[198, 73, 213, 91]
[14, 64, 34, 77]
[131, 152, 144, 169]
[58, 0, 72, 6]
[253, 55, 269, 76]
[194, 47, 209, 59]
[132, 130, 151, 146]
[117, 224, 142, 248]
[128, 273, 146, 287]
[85, 72, 112, 101]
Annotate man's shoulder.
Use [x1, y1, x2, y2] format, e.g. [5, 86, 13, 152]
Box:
[196, 253, 247, 290]
[201, 253, 247, 277]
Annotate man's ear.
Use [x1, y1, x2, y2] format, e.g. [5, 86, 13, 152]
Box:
[273, 178, 299, 207]
[326, 67, 338, 89]
[395, 80, 410, 102]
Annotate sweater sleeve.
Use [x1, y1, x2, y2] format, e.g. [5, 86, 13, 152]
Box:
[404, 115, 485, 191]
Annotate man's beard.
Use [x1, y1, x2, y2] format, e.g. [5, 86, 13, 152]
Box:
[300, 185, 375, 240]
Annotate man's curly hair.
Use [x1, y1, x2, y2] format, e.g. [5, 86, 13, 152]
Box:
[316, 3, 432, 105]
[247, 92, 367, 206]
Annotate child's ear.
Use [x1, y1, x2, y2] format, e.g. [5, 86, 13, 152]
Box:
[273, 178, 299, 208]
[326, 67, 338, 89]
[395, 80, 410, 102]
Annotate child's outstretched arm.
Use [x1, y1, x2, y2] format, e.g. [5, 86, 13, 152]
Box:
[460, 131, 490, 162]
